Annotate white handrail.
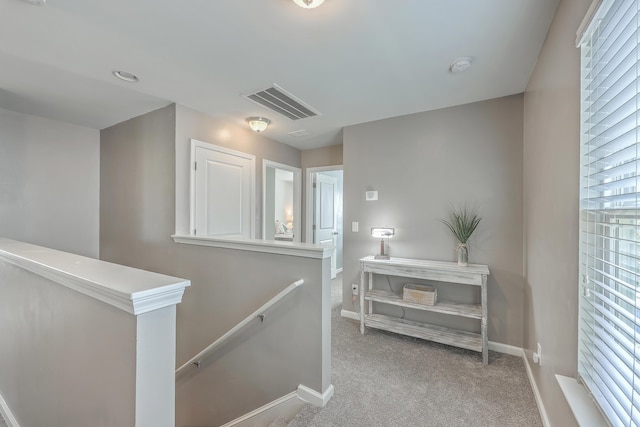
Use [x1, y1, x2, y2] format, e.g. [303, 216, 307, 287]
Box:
[175, 278, 304, 376]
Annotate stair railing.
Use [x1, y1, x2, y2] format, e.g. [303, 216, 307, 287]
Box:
[175, 278, 305, 376]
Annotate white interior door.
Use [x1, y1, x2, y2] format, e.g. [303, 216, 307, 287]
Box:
[315, 173, 337, 279]
[193, 143, 254, 238]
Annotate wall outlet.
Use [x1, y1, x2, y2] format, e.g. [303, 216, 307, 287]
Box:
[533, 342, 543, 366]
[352, 284, 359, 296]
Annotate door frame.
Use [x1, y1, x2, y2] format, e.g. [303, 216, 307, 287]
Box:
[305, 165, 343, 244]
[262, 159, 302, 242]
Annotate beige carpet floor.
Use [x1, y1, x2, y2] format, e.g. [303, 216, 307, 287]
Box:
[286, 274, 542, 427]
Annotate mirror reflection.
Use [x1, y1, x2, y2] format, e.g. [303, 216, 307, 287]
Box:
[263, 161, 301, 242]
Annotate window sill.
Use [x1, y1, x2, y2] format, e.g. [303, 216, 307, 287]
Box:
[556, 375, 608, 427]
[172, 234, 332, 259]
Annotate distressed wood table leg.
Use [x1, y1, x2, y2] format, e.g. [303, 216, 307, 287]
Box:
[360, 267, 365, 334]
[368, 272, 373, 315]
[482, 274, 488, 365]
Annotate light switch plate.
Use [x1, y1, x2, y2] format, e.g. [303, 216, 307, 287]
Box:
[352, 222, 359, 232]
[365, 191, 378, 201]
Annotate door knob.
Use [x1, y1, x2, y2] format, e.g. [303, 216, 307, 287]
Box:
[332, 232, 339, 235]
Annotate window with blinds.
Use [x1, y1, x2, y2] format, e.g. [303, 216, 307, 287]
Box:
[578, 0, 640, 426]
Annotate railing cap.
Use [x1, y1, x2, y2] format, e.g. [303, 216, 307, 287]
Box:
[0, 238, 190, 315]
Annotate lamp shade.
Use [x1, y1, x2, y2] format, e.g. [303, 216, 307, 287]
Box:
[246, 117, 271, 133]
[293, 0, 325, 8]
[371, 227, 395, 238]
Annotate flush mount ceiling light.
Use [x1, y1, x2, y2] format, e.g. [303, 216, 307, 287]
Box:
[449, 57, 473, 73]
[293, 0, 325, 9]
[246, 117, 271, 133]
[112, 70, 139, 83]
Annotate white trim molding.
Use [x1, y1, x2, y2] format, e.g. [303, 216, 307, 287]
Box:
[297, 384, 335, 408]
[576, 0, 605, 46]
[0, 238, 190, 315]
[523, 350, 551, 427]
[556, 375, 608, 427]
[221, 384, 335, 426]
[341, 309, 360, 321]
[0, 391, 19, 427]
[220, 391, 303, 427]
[262, 159, 302, 243]
[487, 341, 523, 357]
[172, 234, 332, 259]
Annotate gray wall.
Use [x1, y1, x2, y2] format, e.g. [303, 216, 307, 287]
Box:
[343, 95, 525, 347]
[100, 104, 330, 426]
[301, 144, 344, 171]
[523, 0, 590, 425]
[174, 105, 301, 239]
[0, 108, 99, 258]
[0, 258, 137, 427]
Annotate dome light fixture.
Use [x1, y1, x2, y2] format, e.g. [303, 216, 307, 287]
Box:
[449, 57, 473, 74]
[246, 117, 271, 133]
[112, 70, 139, 83]
[293, 0, 325, 9]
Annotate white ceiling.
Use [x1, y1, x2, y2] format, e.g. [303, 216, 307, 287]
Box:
[0, 0, 559, 150]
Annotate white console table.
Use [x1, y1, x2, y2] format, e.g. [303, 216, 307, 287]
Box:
[360, 256, 490, 364]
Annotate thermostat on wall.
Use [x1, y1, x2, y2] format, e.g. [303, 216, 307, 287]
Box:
[365, 191, 378, 201]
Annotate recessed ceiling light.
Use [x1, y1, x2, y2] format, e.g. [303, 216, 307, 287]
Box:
[112, 70, 139, 83]
[22, 0, 46, 6]
[449, 57, 473, 73]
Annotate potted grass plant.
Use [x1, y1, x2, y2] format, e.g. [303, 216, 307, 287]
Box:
[440, 205, 482, 266]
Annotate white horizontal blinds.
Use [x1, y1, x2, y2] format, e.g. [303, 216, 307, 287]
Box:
[579, 1, 640, 426]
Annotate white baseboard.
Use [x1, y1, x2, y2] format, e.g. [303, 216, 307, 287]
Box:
[487, 343, 550, 426]
[340, 309, 359, 320]
[0, 392, 19, 427]
[297, 384, 335, 408]
[221, 384, 335, 426]
[523, 349, 551, 427]
[488, 341, 523, 357]
[220, 391, 303, 427]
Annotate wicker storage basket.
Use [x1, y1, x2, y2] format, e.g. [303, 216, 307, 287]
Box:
[402, 283, 437, 306]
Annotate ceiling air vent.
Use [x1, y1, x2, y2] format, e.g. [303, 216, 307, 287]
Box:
[243, 84, 320, 120]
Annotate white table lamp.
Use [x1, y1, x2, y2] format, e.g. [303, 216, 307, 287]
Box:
[371, 227, 395, 259]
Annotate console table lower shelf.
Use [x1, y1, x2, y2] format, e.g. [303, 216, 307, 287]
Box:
[364, 314, 483, 353]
